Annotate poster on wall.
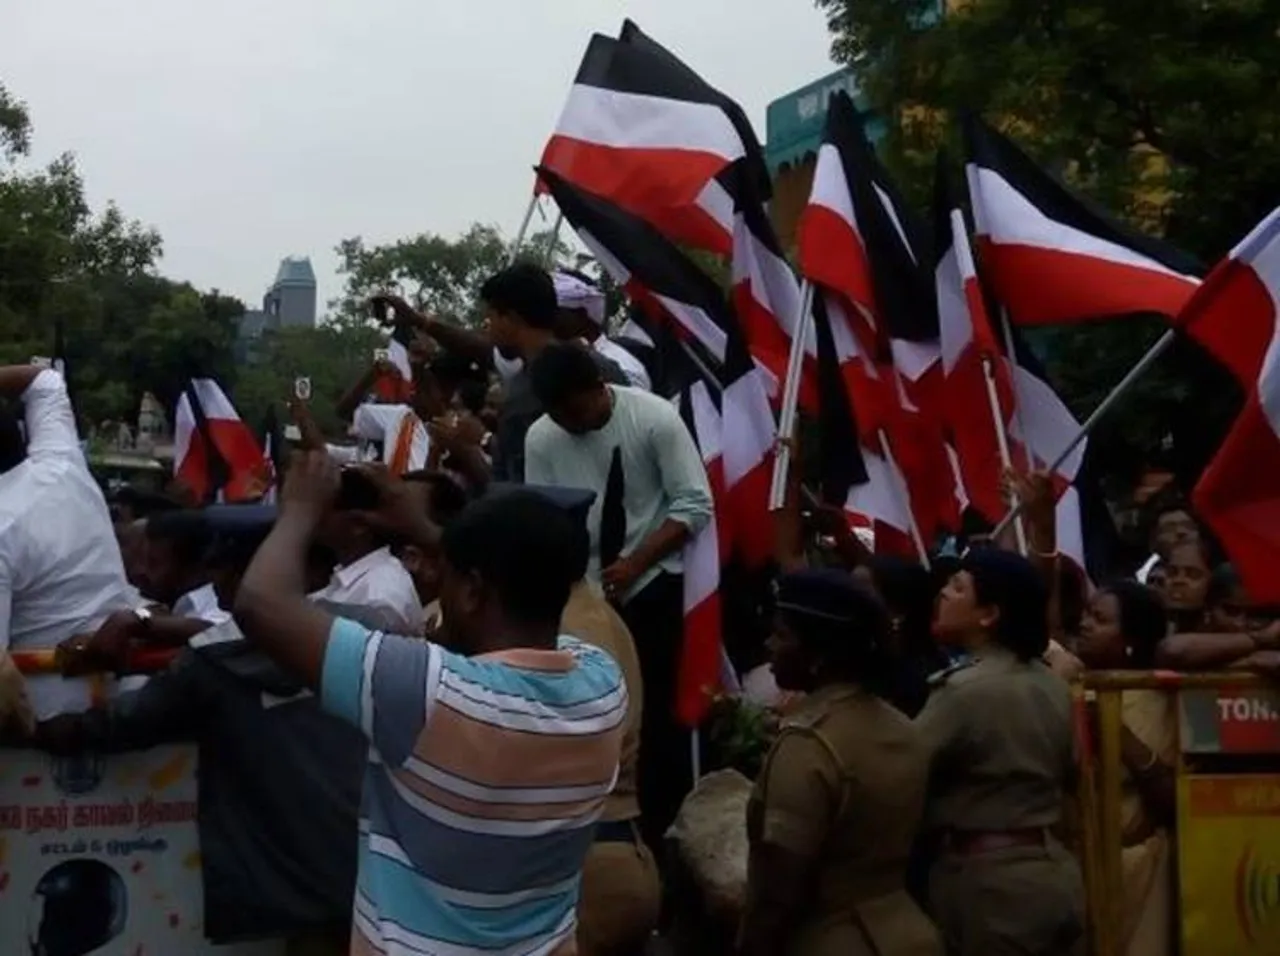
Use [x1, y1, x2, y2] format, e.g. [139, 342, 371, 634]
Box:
[1179, 774, 1280, 955]
[0, 745, 283, 955]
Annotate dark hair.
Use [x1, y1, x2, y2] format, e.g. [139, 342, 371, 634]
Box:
[110, 486, 182, 519]
[776, 568, 896, 694]
[1100, 580, 1168, 667]
[528, 341, 605, 410]
[441, 490, 577, 627]
[867, 555, 937, 658]
[480, 262, 558, 331]
[403, 470, 469, 526]
[1144, 496, 1193, 548]
[455, 379, 488, 416]
[1207, 563, 1241, 607]
[208, 527, 270, 572]
[961, 549, 1049, 660]
[145, 510, 215, 568]
[0, 404, 25, 473]
[428, 350, 485, 393]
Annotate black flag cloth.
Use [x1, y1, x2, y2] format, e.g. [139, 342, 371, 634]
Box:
[598, 446, 628, 572]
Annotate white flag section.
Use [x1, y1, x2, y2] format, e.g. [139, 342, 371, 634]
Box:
[0, 745, 283, 955]
[1189, 206, 1280, 603]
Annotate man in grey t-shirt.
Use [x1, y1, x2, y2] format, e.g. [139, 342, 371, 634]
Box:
[480, 263, 626, 482]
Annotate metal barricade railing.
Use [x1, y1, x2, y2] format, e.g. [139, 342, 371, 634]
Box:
[9, 647, 179, 705]
[1077, 670, 1278, 956]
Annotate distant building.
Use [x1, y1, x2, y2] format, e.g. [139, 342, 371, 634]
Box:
[265, 256, 318, 329]
[236, 256, 318, 360]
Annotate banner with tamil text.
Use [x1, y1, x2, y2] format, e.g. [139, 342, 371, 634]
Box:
[0, 744, 282, 955]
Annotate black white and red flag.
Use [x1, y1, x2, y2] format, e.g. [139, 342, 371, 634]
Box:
[809, 293, 917, 557]
[536, 166, 777, 568]
[796, 91, 953, 542]
[729, 168, 806, 410]
[933, 155, 1014, 526]
[539, 31, 744, 256]
[963, 114, 1202, 326]
[174, 379, 266, 505]
[1179, 207, 1280, 603]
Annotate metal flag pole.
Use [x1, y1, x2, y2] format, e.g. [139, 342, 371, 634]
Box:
[878, 429, 931, 570]
[508, 193, 540, 261]
[542, 212, 565, 266]
[981, 354, 1029, 555]
[999, 308, 1032, 471]
[990, 327, 1178, 540]
[768, 281, 815, 510]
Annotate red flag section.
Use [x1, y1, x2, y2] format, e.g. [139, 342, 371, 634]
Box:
[174, 378, 266, 505]
[1186, 207, 1280, 603]
[963, 114, 1202, 327]
[676, 380, 726, 727]
[730, 181, 806, 409]
[539, 33, 744, 256]
[934, 159, 1013, 526]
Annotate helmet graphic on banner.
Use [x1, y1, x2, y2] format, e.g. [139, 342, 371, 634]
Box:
[27, 859, 127, 956]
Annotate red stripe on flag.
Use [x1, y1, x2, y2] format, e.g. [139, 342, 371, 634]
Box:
[978, 240, 1199, 326]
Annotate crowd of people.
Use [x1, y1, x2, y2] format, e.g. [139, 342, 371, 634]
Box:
[0, 260, 1276, 956]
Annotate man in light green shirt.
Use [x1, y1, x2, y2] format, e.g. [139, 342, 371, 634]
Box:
[524, 341, 713, 848]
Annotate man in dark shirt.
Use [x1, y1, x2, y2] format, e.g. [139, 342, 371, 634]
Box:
[373, 264, 627, 482]
[479, 264, 627, 481]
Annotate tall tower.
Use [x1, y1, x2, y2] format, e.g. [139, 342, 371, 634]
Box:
[263, 256, 317, 329]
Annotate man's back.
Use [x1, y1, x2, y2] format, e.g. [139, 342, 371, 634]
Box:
[319, 618, 626, 955]
[0, 371, 135, 717]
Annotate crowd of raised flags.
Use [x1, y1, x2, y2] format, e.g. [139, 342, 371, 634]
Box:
[172, 18, 1280, 731]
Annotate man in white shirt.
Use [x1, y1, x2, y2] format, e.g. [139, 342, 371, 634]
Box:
[139, 510, 232, 625]
[308, 497, 424, 636]
[0, 366, 138, 718]
[552, 270, 652, 391]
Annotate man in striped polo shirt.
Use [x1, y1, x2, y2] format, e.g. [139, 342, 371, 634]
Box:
[234, 452, 627, 956]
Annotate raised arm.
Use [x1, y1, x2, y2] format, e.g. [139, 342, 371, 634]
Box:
[234, 451, 341, 687]
[376, 294, 494, 368]
[1, 367, 80, 460]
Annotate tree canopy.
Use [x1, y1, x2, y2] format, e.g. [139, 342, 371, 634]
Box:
[815, 0, 1263, 477]
[816, 0, 1280, 259]
[0, 81, 242, 427]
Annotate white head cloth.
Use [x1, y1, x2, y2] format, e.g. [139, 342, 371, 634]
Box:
[553, 271, 606, 325]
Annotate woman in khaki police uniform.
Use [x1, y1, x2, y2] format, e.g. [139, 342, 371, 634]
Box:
[738, 568, 942, 956]
[918, 549, 1084, 956]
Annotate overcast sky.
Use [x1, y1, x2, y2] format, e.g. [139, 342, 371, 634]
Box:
[2, 0, 835, 315]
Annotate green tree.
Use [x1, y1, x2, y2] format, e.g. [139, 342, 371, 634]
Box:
[814, 1, 1258, 473]
[0, 81, 243, 428]
[815, 0, 1280, 260]
[332, 222, 573, 327]
[233, 320, 384, 436]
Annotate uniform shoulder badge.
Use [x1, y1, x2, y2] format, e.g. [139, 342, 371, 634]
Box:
[926, 657, 977, 688]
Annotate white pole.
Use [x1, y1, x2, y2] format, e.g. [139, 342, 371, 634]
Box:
[690, 729, 702, 783]
[768, 281, 815, 510]
[877, 429, 931, 569]
[990, 327, 1178, 541]
[999, 308, 1031, 472]
[542, 212, 565, 266]
[509, 193, 539, 261]
[981, 355, 1029, 555]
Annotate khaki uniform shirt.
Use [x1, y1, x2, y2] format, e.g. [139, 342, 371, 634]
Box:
[560, 580, 642, 822]
[744, 683, 942, 956]
[916, 646, 1075, 833]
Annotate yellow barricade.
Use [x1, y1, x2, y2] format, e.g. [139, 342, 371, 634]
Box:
[1079, 671, 1280, 956]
